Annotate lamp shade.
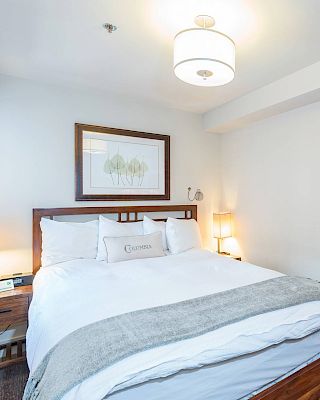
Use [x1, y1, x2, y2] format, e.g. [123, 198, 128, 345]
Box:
[174, 28, 235, 87]
[213, 213, 232, 238]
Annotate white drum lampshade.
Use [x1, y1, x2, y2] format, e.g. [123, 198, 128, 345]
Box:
[174, 16, 235, 87]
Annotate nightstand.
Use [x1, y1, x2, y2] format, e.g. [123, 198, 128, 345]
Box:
[219, 252, 242, 261]
[0, 285, 32, 368]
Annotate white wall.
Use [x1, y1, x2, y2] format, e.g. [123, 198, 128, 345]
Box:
[0, 75, 220, 276]
[220, 101, 320, 280]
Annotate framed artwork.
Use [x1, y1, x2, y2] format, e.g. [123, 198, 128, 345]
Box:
[75, 123, 170, 201]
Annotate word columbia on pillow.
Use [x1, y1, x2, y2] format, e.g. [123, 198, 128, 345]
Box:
[103, 232, 164, 262]
[125, 244, 152, 253]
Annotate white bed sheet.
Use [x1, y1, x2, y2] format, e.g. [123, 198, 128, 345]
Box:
[27, 249, 320, 400]
[108, 331, 320, 400]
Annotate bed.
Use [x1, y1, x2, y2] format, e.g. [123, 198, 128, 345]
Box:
[26, 205, 320, 400]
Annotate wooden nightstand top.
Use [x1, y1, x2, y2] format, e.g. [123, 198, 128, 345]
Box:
[0, 285, 32, 300]
[217, 252, 242, 261]
[225, 254, 242, 261]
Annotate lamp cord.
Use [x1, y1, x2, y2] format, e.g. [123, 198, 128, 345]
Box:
[0, 324, 11, 336]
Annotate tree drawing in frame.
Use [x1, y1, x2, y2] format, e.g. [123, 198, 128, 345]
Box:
[75, 123, 170, 201]
[104, 151, 148, 187]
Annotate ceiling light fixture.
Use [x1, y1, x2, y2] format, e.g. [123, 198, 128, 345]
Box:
[174, 15, 235, 87]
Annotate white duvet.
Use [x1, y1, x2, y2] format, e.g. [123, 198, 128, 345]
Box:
[27, 249, 320, 400]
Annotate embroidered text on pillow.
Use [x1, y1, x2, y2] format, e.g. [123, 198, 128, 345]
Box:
[103, 231, 164, 263]
[125, 244, 152, 253]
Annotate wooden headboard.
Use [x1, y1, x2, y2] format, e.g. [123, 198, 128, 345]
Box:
[33, 205, 197, 275]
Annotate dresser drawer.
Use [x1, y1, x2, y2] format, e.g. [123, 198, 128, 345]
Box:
[0, 297, 28, 326]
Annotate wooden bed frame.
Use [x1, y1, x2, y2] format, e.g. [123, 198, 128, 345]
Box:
[32, 205, 197, 275]
[32, 205, 320, 400]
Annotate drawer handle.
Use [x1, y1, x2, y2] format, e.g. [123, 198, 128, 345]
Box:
[0, 309, 12, 314]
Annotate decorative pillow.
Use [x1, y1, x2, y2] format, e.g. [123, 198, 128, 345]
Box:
[166, 217, 202, 254]
[40, 218, 98, 267]
[96, 215, 143, 261]
[143, 216, 168, 250]
[103, 232, 164, 263]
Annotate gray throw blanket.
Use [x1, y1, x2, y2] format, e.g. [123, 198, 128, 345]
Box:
[23, 276, 320, 400]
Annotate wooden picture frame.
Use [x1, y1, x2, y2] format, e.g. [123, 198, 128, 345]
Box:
[75, 123, 170, 201]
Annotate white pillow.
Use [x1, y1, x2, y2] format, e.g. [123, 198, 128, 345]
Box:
[40, 218, 98, 267]
[166, 217, 202, 254]
[143, 216, 168, 250]
[103, 232, 164, 263]
[96, 215, 143, 261]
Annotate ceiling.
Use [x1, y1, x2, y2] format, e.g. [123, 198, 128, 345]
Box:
[1, 0, 320, 113]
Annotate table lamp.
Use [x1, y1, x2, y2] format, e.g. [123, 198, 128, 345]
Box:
[213, 212, 232, 254]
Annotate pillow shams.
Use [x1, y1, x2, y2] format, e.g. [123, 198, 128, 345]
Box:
[96, 215, 143, 261]
[143, 216, 168, 250]
[40, 218, 98, 267]
[166, 217, 202, 254]
[103, 232, 164, 263]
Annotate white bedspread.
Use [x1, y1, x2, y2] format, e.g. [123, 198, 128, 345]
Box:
[27, 249, 320, 400]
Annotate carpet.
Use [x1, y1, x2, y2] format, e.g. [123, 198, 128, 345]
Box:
[0, 362, 28, 400]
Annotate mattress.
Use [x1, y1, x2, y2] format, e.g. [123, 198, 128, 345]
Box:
[26, 249, 320, 400]
[108, 330, 320, 400]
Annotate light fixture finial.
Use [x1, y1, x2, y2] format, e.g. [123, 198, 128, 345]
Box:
[194, 15, 215, 29]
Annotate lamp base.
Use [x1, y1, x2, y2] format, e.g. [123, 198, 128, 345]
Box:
[217, 238, 231, 255]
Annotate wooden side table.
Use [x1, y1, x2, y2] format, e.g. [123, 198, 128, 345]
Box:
[0, 285, 32, 368]
[218, 252, 242, 261]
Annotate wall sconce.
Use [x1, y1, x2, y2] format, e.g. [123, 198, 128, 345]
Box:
[213, 212, 232, 254]
[188, 187, 204, 201]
